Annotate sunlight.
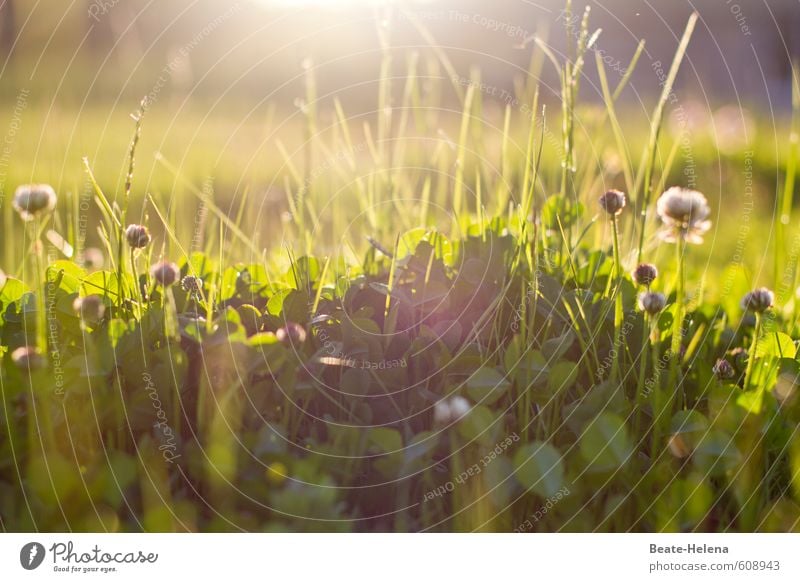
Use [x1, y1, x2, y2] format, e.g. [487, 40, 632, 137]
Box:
[252, 0, 403, 8]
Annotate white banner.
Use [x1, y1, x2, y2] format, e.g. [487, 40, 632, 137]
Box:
[0, 533, 797, 581]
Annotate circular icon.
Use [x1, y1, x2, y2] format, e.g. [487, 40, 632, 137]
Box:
[19, 542, 45, 570]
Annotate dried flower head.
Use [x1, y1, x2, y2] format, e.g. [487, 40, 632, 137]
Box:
[632, 263, 658, 287]
[433, 395, 472, 425]
[13, 184, 57, 221]
[741, 287, 774, 314]
[150, 261, 180, 287]
[73, 295, 106, 325]
[712, 358, 735, 381]
[11, 346, 45, 371]
[181, 275, 203, 296]
[276, 322, 307, 346]
[656, 187, 712, 244]
[125, 224, 151, 249]
[599, 189, 626, 216]
[667, 434, 691, 458]
[638, 291, 666, 315]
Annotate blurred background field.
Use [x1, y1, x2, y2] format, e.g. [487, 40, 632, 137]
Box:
[3, 0, 800, 534]
[0, 0, 798, 294]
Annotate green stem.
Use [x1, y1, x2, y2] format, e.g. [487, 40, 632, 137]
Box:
[634, 313, 651, 437]
[743, 313, 762, 390]
[671, 238, 685, 356]
[32, 222, 48, 353]
[669, 236, 686, 411]
[650, 336, 665, 455]
[610, 215, 623, 381]
[130, 249, 142, 319]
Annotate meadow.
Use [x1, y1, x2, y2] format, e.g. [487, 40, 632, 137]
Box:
[1, 5, 799, 533]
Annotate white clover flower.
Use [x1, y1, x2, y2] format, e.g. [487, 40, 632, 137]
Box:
[150, 260, 180, 287]
[655, 187, 711, 244]
[13, 184, 57, 221]
[125, 224, 151, 249]
[638, 291, 667, 315]
[73, 295, 106, 325]
[433, 396, 472, 425]
[741, 287, 774, 314]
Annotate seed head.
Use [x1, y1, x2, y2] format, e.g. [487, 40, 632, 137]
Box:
[599, 189, 626, 216]
[712, 358, 735, 381]
[638, 291, 667, 315]
[11, 346, 45, 371]
[73, 295, 106, 324]
[656, 187, 712, 244]
[632, 263, 658, 287]
[181, 275, 203, 296]
[150, 260, 180, 287]
[276, 322, 307, 346]
[740, 287, 774, 313]
[125, 224, 151, 249]
[13, 184, 57, 221]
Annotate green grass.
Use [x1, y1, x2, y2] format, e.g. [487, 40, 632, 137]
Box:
[1, 6, 800, 533]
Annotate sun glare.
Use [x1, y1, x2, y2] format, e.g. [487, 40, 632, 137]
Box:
[254, 0, 404, 7]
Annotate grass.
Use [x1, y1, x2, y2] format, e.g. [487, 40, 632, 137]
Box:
[1, 6, 800, 532]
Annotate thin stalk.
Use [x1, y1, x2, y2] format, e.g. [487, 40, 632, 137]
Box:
[776, 64, 799, 285]
[743, 313, 762, 390]
[634, 313, 652, 437]
[610, 214, 623, 381]
[669, 236, 686, 413]
[670, 237, 686, 361]
[32, 222, 48, 352]
[635, 13, 697, 262]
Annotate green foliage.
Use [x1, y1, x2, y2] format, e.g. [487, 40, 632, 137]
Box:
[0, 5, 798, 535]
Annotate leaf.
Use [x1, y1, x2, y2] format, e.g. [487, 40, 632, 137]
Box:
[513, 441, 565, 498]
[267, 288, 293, 316]
[246, 331, 280, 347]
[0, 277, 29, 306]
[670, 410, 709, 449]
[564, 381, 628, 435]
[80, 270, 130, 299]
[47, 260, 86, 293]
[181, 251, 215, 279]
[457, 405, 497, 446]
[398, 227, 427, 258]
[367, 428, 402, 453]
[670, 410, 709, 435]
[692, 431, 741, 476]
[757, 332, 796, 360]
[542, 195, 584, 229]
[466, 367, 511, 406]
[736, 389, 764, 415]
[579, 413, 633, 472]
[657, 305, 675, 333]
[547, 361, 579, 393]
[483, 457, 516, 508]
[541, 328, 576, 361]
[404, 431, 438, 466]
